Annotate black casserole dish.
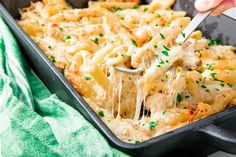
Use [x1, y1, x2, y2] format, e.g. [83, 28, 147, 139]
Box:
[0, 0, 236, 156]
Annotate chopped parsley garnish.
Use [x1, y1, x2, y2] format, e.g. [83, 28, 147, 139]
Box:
[162, 111, 166, 115]
[98, 111, 105, 117]
[143, 7, 148, 12]
[156, 14, 161, 18]
[50, 56, 56, 63]
[64, 35, 72, 42]
[61, 66, 66, 75]
[48, 45, 52, 49]
[210, 73, 216, 80]
[159, 60, 165, 64]
[206, 64, 213, 70]
[157, 65, 161, 68]
[163, 45, 170, 51]
[114, 7, 122, 12]
[208, 39, 220, 46]
[185, 95, 190, 99]
[154, 45, 158, 48]
[92, 37, 99, 45]
[160, 33, 165, 39]
[99, 33, 104, 37]
[165, 60, 169, 63]
[133, 6, 139, 9]
[196, 69, 203, 74]
[176, 93, 182, 103]
[131, 39, 138, 47]
[83, 75, 91, 81]
[227, 83, 233, 87]
[181, 32, 186, 38]
[135, 140, 140, 144]
[59, 27, 63, 31]
[149, 121, 157, 130]
[220, 83, 225, 87]
[161, 50, 169, 56]
[201, 85, 207, 88]
[148, 37, 153, 42]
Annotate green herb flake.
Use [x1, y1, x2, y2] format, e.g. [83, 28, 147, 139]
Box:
[83, 75, 91, 81]
[201, 85, 207, 88]
[155, 54, 159, 58]
[131, 39, 138, 47]
[206, 64, 213, 70]
[99, 33, 104, 37]
[205, 89, 210, 93]
[176, 93, 182, 103]
[50, 56, 56, 63]
[220, 83, 225, 87]
[133, 6, 139, 9]
[196, 69, 203, 74]
[159, 60, 165, 64]
[163, 45, 170, 51]
[143, 7, 148, 12]
[61, 66, 66, 75]
[64, 35, 72, 42]
[160, 33, 165, 39]
[157, 65, 161, 68]
[91, 37, 99, 45]
[227, 83, 233, 88]
[162, 111, 166, 115]
[215, 88, 219, 91]
[149, 121, 157, 130]
[181, 32, 186, 38]
[98, 111, 105, 117]
[210, 73, 216, 80]
[48, 45, 52, 49]
[161, 50, 169, 56]
[154, 45, 158, 49]
[59, 27, 63, 31]
[148, 37, 153, 42]
[114, 7, 122, 12]
[185, 95, 190, 99]
[208, 39, 221, 46]
[135, 140, 140, 144]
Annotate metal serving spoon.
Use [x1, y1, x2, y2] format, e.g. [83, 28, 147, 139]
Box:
[115, 9, 214, 74]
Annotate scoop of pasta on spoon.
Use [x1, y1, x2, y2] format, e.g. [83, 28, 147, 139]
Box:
[115, 7, 217, 74]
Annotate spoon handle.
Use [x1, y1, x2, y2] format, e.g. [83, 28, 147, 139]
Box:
[176, 9, 214, 44]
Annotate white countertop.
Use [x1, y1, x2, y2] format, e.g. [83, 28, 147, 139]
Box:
[209, 151, 236, 157]
[223, 7, 236, 19]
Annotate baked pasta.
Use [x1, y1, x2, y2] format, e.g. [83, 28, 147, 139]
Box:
[18, 0, 236, 143]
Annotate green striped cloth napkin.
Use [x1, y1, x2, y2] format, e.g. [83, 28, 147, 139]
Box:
[0, 17, 128, 157]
